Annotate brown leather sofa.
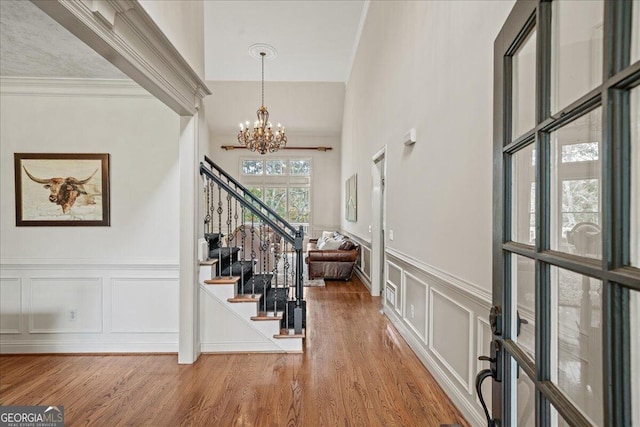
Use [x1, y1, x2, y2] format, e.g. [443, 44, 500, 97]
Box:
[305, 233, 359, 280]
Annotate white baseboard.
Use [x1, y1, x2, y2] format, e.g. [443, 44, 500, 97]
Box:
[0, 341, 178, 354]
[200, 341, 287, 353]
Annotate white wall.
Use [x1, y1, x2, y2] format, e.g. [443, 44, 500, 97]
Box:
[342, 0, 513, 290]
[138, 0, 205, 79]
[342, 2, 515, 425]
[0, 78, 181, 352]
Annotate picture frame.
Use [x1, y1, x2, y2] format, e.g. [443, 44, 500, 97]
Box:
[14, 153, 110, 226]
[345, 173, 357, 222]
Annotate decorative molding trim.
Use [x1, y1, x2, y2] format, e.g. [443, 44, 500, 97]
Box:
[1, 259, 179, 271]
[384, 307, 485, 427]
[0, 341, 178, 354]
[403, 270, 429, 335]
[386, 260, 403, 314]
[341, 230, 371, 246]
[29, 277, 104, 334]
[32, 0, 211, 116]
[0, 77, 151, 98]
[354, 268, 371, 291]
[110, 277, 179, 333]
[386, 247, 491, 307]
[428, 287, 475, 395]
[0, 278, 22, 334]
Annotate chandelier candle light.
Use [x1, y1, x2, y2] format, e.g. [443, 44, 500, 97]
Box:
[238, 48, 287, 154]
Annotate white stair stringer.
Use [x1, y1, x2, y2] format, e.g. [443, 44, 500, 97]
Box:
[198, 265, 302, 353]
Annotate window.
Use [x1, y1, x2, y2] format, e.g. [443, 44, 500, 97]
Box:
[240, 158, 311, 231]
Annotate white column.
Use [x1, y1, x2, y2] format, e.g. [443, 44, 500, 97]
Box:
[178, 112, 200, 364]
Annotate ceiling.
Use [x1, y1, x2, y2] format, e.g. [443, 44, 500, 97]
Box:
[203, 1, 367, 82]
[0, 0, 127, 79]
[1, 0, 367, 83]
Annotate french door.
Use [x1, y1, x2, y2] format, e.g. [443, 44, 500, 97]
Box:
[489, 1, 639, 426]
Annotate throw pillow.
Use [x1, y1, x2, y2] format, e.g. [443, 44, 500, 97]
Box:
[320, 238, 342, 250]
[339, 240, 356, 250]
[322, 231, 334, 240]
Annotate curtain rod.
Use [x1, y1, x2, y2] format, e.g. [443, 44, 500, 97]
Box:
[221, 145, 332, 152]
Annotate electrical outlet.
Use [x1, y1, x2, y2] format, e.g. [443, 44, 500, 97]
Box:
[69, 309, 77, 322]
[410, 304, 415, 318]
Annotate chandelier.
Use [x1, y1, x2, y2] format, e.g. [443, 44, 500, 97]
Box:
[238, 50, 286, 154]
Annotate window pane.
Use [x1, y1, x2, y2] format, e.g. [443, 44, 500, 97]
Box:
[265, 160, 286, 175]
[512, 144, 536, 245]
[551, 0, 604, 113]
[550, 108, 602, 259]
[290, 160, 311, 175]
[288, 188, 310, 224]
[561, 142, 599, 163]
[243, 187, 263, 221]
[512, 255, 536, 359]
[265, 188, 287, 219]
[552, 267, 603, 426]
[512, 29, 537, 139]
[242, 160, 263, 175]
[632, 290, 640, 427]
[632, 87, 640, 267]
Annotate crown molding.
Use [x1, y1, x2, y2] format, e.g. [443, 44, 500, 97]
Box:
[31, 0, 211, 116]
[0, 77, 152, 98]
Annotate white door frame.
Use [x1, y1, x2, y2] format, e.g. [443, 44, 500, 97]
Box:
[370, 146, 386, 297]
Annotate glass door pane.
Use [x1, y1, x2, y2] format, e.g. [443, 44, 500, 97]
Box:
[517, 367, 536, 427]
[512, 254, 536, 358]
[632, 87, 640, 267]
[512, 144, 537, 245]
[550, 108, 602, 258]
[551, 0, 604, 113]
[551, 266, 604, 426]
[513, 29, 537, 139]
[633, 1, 640, 64]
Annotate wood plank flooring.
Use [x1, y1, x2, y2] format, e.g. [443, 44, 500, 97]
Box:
[0, 277, 469, 427]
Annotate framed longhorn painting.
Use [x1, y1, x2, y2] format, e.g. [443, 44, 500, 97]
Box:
[14, 153, 110, 226]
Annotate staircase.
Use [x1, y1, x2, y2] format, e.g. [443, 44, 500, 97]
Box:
[199, 156, 306, 353]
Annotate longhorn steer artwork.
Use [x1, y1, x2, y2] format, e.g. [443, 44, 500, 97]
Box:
[14, 153, 110, 226]
[22, 167, 99, 214]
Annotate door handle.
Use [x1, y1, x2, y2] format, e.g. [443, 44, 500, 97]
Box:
[475, 368, 497, 427]
[475, 339, 502, 427]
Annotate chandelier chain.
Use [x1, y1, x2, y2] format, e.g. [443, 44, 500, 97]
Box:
[261, 52, 265, 107]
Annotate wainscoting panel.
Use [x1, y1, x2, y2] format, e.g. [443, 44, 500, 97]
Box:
[111, 278, 179, 333]
[30, 277, 103, 333]
[0, 278, 21, 334]
[383, 248, 493, 427]
[429, 288, 473, 393]
[386, 260, 402, 314]
[0, 261, 179, 353]
[403, 272, 428, 342]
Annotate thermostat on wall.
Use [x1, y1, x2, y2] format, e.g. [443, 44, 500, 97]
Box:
[404, 128, 416, 146]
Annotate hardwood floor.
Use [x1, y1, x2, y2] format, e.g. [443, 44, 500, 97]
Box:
[0, 277, 469, 427]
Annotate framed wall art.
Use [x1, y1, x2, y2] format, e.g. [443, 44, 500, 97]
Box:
[345, 173, 357, 222]
[14, 153, 110, 226]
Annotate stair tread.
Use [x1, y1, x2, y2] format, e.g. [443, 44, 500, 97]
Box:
[274, 328, 306, 339]
[199, 259, 219, 266]
[228, 294, 261, 303]
[251, 311, 283, 321]
[205, 276, 240, 285]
